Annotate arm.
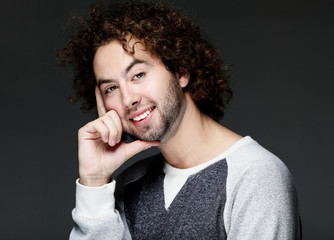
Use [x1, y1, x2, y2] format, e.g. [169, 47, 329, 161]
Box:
[70, 180, 128, 240]
[70, 87, 158, 239]
[226, 155, 300, 239]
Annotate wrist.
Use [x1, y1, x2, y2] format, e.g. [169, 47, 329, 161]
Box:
[79, 176, 111, 187]
[75, 179, 117, 218]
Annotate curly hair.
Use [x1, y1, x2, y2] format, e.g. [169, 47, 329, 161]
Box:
[58, 0, 232, 121]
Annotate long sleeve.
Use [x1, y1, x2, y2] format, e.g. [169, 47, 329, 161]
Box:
[224, 139, 300, 239]
[69, 179, 131, 240]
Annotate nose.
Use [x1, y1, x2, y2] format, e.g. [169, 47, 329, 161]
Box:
[121, 84, 141, 108]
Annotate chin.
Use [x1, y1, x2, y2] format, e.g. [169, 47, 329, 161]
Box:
[128, 127, 167, 142]
[134, 132, 163, 142]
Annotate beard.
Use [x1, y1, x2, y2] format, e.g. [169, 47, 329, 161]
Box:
[124, 74, 186, 142]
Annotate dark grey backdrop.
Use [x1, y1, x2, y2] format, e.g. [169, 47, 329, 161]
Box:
[1, 0, 333, 239]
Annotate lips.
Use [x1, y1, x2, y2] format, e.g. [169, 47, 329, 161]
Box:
[130, 106, 155, 122]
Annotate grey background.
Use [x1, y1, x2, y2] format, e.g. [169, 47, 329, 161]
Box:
[1, 0, 333, 239]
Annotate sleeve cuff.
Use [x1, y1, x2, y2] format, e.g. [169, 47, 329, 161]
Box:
[74, 178, 117, 218]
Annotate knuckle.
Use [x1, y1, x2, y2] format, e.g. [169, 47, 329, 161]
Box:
[109, 110, 119, 118]
[78, 124, 88, 136]
[105, 109, 114, 115]
[78, 128, 83, 137]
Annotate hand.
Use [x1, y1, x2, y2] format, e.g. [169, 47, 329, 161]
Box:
[77, 86, 159, 187]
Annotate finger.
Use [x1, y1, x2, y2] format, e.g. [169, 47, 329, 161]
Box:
[84, 119, 110, 143]
[125, 140, 160, 160]
[101, 113, 120, 146]
[95, 86, 106, 117]
[109, 110, 122, 144]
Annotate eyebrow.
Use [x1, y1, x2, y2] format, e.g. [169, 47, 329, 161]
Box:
[97, 59, 147, 87]
[123, 59, 146, 76]
[98, 79, 113, 87]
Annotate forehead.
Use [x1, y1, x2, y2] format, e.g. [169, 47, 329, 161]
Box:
[94, 39, 157, 64]
[93, 40, 163, 76]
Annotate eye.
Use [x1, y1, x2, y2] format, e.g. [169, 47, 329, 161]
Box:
[105, 85, 118, 94]
[133, 72, 144, 80]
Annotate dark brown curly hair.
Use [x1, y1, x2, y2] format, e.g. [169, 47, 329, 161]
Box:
[58, 0, 232, 121]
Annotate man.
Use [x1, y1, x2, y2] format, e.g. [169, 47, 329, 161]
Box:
[59, 1, 300, 239]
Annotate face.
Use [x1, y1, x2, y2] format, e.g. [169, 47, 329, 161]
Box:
[93, 40, 188, 142]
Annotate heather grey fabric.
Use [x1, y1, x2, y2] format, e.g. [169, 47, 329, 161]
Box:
[223, 138, 300, 239]
[70, 137, 300, 239]
[124, 159, 228, 239]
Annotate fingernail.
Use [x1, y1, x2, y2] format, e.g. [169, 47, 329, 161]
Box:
[116, 137, 121, 143]
[111, 140, 115, 146]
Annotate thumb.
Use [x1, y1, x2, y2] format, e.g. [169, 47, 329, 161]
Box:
[125, 140, 160, 160]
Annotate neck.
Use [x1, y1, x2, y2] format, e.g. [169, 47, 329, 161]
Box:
[158, 93, 242, 169]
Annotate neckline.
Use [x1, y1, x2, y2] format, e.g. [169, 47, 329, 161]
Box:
[163, 136, 253, 176]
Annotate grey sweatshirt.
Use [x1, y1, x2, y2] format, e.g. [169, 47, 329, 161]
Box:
[70, 136, 300, 239]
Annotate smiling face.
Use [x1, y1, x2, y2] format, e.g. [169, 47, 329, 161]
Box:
[93, 40, 188, 142]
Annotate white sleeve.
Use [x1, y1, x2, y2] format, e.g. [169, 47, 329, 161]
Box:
[69, 179, 131, 240]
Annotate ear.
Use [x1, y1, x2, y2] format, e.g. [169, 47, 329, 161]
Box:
[176, 69, 190, 88]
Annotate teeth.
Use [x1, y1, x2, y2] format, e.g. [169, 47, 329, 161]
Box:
[133, 108, 153, 121]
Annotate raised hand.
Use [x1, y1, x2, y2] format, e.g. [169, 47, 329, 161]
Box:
[77, 86, 159, 187]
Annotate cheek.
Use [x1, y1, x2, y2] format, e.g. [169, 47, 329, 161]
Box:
[147, 78, 170, 99]
[104, 98, 123, 116]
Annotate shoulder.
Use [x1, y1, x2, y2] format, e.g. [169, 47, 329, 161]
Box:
[224, 136, 298, 210]
[223, 137, 300, 238]
[226, 136, 293, 184]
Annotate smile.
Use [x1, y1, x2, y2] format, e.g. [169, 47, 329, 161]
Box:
[132, 107, 155, 122]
